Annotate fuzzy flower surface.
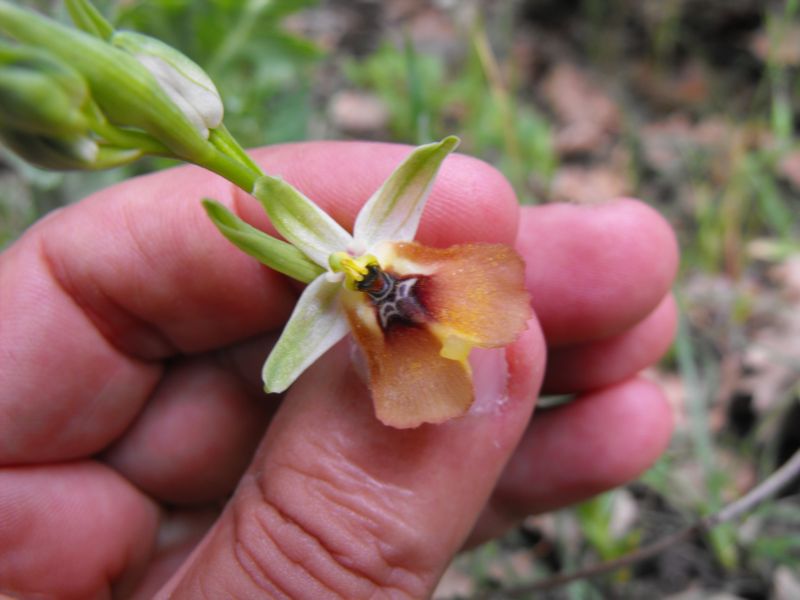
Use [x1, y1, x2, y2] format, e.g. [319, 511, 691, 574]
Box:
[205, 137, 531, 428]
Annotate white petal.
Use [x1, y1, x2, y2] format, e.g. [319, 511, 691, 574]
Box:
[253, 175, 354, 268]
[354, 136, 459, 249]
[262, 276, 349, 393]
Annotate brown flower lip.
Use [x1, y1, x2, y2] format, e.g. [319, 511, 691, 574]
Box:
[342, 241, 531, 429]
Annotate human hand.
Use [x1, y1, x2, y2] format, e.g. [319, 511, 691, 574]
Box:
[0, 142, 677, 599]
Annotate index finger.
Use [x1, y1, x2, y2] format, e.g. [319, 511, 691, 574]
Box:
[0, 141, 520, 463]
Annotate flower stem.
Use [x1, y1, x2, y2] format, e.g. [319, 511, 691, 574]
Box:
[201, 148, 261, 192]
[209, 125, 264, 181]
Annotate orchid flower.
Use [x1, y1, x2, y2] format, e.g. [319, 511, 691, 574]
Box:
[204, 136, 531, 428]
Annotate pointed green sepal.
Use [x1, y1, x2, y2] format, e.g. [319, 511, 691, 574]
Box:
[353, 135, 459, 249]
[252, 175, 354, 268]
[202, 199, 323, 283]
[66, 0, 114, 41]
[262, 276, 349, 393]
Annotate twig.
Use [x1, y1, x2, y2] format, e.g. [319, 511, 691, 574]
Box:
[472, 446, 800, 599]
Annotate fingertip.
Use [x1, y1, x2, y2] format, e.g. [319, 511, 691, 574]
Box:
[0, 462, 159, 599]
[518, 198, 679, 346]
[565, 376, 675, 486]
[611, 197, 680, 278]
[418, 151, 519, 246]
[543, 293, 678, 393]
[496, 376, 674, 516]
[572, 377, 675, 484]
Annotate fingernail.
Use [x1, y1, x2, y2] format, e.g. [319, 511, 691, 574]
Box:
[469, 346, 510, 416]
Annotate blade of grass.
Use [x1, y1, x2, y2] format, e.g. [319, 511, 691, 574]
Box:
[470, 12, 526, 199]
[403, 34, 431, 144]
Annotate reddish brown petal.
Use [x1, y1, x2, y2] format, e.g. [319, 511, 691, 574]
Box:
[387, 242, 531, 347]
[344, 293, 473, 429]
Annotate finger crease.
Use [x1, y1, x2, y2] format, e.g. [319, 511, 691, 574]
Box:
[37, 233, 178, 361]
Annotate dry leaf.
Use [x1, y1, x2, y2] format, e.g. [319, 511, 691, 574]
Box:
[774, 565, 800, 600]
[778, 151, 800, 191]
[328, 90, 389, 134]
[542, 62, 619, 155]
[550, 165, 628, 203]
[432, 564, 475, 599]
[631, 60, 710, 110]
[750, 26, 800, 67]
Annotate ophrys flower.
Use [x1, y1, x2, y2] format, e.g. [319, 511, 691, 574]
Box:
[204, 137, 531, 428]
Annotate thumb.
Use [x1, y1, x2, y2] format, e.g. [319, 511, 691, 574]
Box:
[160, 321, 544, 599]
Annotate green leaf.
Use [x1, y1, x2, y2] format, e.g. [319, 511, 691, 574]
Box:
[253, 174, 353, 267]
[202, 199, 323, 283]
[353, 135, 459, 250]
[262, 276, 348, 393]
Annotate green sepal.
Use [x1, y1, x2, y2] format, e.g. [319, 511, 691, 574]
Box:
[202, 198, 324, 283]
[354, 135, 459, 249]
[252, 175, 354, 268]
[65, 0, 114, 41]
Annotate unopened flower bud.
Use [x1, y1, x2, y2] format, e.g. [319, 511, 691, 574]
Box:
[0, 45, 89, 136]
[112, 31, 223, 138]
[1, 129, 142, 171]
[1, 129, 93, 169]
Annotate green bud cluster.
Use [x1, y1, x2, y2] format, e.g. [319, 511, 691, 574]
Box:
[0, 0, 256, 188]
[0, 0, 323, 284]
[0, 43, 140, 169]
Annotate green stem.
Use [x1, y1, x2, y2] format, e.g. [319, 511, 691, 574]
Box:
[207, 0, 271, 75]
[201, 147, 261, 192]
[471, 14, 525, 196]
[209, 125, 263, 178]
[674, 302, 719, 510]
[404, 34, 430, 144]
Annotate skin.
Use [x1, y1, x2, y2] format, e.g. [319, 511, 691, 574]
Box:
[0, 142, 678, 599]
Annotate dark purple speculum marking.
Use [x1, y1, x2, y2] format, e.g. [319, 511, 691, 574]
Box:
[356, 265, 427, 329]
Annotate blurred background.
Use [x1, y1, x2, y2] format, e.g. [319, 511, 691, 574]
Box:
[2, 1, 799, 598]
